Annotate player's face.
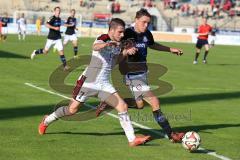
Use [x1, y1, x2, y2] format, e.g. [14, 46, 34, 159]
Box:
[111, 25, 125, 42]
[135, 16, 151, 33]
[71, 10, 75, 17]
[202, 18, 207, 25]
[55, 8, 61, 17]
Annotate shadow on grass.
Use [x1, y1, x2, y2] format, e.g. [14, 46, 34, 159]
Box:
[160, 91, 240, 105]
[208, 63, 240, 66]
[1, 91, 240, 120]
[0, 50, 29, 59]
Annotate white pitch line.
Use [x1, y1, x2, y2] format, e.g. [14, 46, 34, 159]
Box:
[24, 82, 232, 160]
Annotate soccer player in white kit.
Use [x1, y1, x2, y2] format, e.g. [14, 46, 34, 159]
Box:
[17, 13, 27, 40]
[38, 18, 151, 147]
[64, 9, 79, 58]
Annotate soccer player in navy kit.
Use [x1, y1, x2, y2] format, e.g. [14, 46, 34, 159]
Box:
[31, 7, 69, 71]
[96, 9, 185, 142]
[1, 13, 10, 41]
[64, 9, 79, 58]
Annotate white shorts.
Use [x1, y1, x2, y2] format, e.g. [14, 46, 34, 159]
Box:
[2, 27, 8, 34]
[44, 39, 63, 51]
[125, 72, 150, 100]
[64, 34, 77, 44]
[74, 75, 117, 103]
[19, 25, 26, 33]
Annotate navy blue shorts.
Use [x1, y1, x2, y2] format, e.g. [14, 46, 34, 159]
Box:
[196, 39, 209, 49]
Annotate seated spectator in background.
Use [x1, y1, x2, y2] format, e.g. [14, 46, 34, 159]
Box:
[210, 0, 215, 11]
[164, 0, 171, 9]
[114, 1, 121, 13]
[212, 5, 220, 18]
[111, 1, 115, 14]
[229, 9, 235, 18]
[223, 0, 232, 12]
[144, 0, 153, 8]
[80, 0, 84, 7]
[170, 0, 177, 9]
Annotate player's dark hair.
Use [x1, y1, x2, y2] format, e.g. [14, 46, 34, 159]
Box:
[135, 8, 151, 19]
[54, 6, 61, 11]
[108, 18, 125, 30]
[71, 9, 76, 12]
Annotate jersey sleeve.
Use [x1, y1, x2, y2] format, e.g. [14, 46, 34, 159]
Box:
[147, 30, 154, 45]
[65, 17, 70, 24]
[94, 34, 110, 44]
[47, 16, 54, 25]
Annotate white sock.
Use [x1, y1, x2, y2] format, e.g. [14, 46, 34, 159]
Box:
[23, 33, 25, 40]
[18, 34, 21, 40]
[118, 112, 136, 142]
[44, 106, 71, 126]
[44, 112, 58, 126]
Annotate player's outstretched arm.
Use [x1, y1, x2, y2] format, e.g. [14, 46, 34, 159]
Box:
[149, 42, 183, 56]
[92, 41, 119, 51]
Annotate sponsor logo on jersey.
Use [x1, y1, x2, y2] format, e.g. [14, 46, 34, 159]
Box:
[143, 36, 148, 43]
[136, 43, 146, 48]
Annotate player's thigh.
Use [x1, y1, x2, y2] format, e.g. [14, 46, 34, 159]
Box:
[63, 35, 70, 45]
[44, 39, 54, 51]
[55, 39, 63, 52]
[2, 27, 7, 35]
[204, 44, 210, 51]
[104, 92, 127, 113]
[71, 34, 78, 46]
[126, 74, 150, 101]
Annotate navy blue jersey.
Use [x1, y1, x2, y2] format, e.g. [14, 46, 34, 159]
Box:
[123, 27, 154, 62]
[47, 16, 61, 40]
[119, 27, 154, 75]
[1, 17, 9, 27]
[65, 16, 77, 35]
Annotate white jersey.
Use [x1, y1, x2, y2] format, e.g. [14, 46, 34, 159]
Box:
[85, 34, 121, 82]
[74, 34, 122, 102]
[17, 18, 26, 27]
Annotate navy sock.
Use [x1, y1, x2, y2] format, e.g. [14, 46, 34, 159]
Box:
[195, 52, 200, 61]
[153, 109, 172, 138]
[203, 51, 208, 60]
[35, 49, 43, 54]
[60, 55, 67, 67]
[74, 46, 78, 56]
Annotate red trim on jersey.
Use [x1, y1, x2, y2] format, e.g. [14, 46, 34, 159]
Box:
[0, 21, 2, 33]
[72, 75, 86, 99]
[97, 34, 110, 42]
[198, 24, 212, 40]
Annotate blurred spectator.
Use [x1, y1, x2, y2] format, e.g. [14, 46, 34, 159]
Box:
[111, 2, 115, 14]
[80, 0, 84, 7]
[164, 0, 171, 9]
[229, 9, 235, 18]
[210, 0, 215, 11]
[170, 0, 178, 9]
[114, 1, 121, 13]
[223, 0, 232, 12]
[144, 0, 153, 8]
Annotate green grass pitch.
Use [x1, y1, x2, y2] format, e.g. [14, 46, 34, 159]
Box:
[0, 35, 240, 160]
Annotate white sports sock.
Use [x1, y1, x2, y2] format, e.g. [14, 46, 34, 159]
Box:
[44, 112, 58, 126]
[23, 33, 25, 40]
[44, 106, 71, 126]
[18, 34, 21, 40]
[118, 112, 136, 142]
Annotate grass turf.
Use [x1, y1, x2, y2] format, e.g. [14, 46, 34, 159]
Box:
[0, 35, 240, 160]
